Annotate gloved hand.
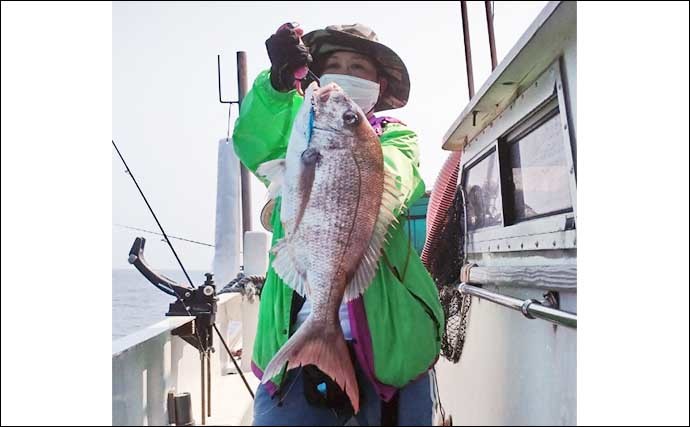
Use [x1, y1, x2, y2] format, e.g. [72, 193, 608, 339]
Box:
[265, 22, 312, 92]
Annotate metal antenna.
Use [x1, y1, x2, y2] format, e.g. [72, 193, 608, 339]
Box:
[218, 54, 239, 138]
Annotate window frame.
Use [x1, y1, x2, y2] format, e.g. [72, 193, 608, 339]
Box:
[461, 144, 504, 232]
[459, 60, 577, 254]
[499, 97, 573, 226]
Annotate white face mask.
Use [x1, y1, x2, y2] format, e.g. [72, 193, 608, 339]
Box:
[319, 74, 380, 114]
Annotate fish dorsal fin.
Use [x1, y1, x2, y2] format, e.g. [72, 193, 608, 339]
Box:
[269, 148, 321, 297]
[343, 167, 403, 302]
[279, 90, 314, 235]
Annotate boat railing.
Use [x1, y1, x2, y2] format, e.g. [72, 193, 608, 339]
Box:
[458, 282, 577, 329]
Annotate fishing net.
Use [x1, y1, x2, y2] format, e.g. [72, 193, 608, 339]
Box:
[427, 185, 472, 364]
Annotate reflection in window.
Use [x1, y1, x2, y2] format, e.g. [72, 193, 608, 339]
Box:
[506, 113, 572, 222]
[464, 150, 502, 231]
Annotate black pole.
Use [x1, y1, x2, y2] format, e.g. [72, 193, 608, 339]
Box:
[213, 323, 255, 398]
[207, 352, 211, 417]
[201, 353, 206, 425]
[485, 1, 498, 71]
[460, 1, 475, 99]
[237, 51, 252, 237]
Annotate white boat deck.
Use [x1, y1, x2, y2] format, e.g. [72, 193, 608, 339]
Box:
[203, 371, 258, 426]
[112, 293, 259, 426]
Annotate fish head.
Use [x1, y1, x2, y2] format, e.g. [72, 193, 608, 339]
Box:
[308, 82, 377, 150]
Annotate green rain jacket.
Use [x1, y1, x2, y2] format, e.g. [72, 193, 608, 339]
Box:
[232, 70, 443, 401]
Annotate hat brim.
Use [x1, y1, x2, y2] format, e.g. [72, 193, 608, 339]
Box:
[260, 199, 274, 232]
[303, 29, 410, 112]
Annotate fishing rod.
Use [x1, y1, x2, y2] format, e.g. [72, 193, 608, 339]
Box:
[112, 139, 255, 422]
[112, 140, 196, 289]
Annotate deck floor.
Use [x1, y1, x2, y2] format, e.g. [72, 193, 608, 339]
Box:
[204, 369, 259, 426]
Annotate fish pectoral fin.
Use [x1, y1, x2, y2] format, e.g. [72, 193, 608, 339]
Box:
[343, 169, 404, 302]
[256, 158, 286, 199]
[291, 148, 320, 234]
[271, 238, 309, 297]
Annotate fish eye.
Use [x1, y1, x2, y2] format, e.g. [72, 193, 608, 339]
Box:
[343, 111, 359, 126]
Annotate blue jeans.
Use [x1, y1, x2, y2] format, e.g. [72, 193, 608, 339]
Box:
[253, 361, 434, 426]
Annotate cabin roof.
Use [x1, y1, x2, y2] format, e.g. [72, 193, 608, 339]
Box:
[442, 1, 576, 151]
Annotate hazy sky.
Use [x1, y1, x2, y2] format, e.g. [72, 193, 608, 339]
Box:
[112, 0, 548, 273]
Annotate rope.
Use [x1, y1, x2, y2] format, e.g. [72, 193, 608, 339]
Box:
[219, 271, 266, 302]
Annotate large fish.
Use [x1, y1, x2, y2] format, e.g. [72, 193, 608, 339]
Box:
[256, 82, 401, 412]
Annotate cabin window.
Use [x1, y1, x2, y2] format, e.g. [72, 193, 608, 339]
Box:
[463, 149, 503, 231]
[499, 107, 573, 224]
[458, 62, 576, 253]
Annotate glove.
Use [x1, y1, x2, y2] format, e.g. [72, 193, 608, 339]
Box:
[265, 22, 312, 92]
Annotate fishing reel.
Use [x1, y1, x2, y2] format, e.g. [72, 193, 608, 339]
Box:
[128, 237, 217, 317]
[128, 236, 217, 351]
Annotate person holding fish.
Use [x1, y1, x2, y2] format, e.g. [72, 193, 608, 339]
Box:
[232, 22, 445, 426]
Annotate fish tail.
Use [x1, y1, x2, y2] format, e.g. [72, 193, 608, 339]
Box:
[261, 317, 360, 413]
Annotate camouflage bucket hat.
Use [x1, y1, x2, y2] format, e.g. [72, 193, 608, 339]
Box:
[303, 23, 410, 112]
